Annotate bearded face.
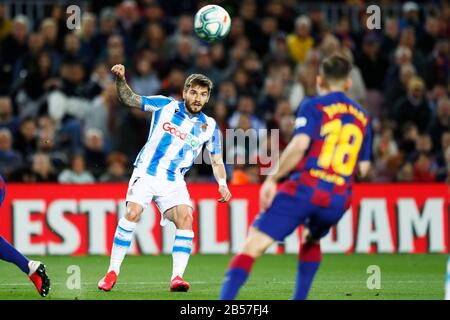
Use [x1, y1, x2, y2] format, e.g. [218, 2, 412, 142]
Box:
[183, 85, 210, 114]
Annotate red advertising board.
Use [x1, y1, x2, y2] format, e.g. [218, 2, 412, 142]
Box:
[0, 184, 448, 255]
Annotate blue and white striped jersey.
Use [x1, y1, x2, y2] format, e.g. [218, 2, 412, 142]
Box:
[133, 95, 222, 181]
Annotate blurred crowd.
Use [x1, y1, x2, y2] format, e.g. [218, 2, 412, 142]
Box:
[0, 0, 449, 184]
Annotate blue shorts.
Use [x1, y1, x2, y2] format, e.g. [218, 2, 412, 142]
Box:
[252, 191, 346, 242]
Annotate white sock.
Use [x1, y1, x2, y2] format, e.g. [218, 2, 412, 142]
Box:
[108, 217, 137, 275]
[171, 229, 194, 280]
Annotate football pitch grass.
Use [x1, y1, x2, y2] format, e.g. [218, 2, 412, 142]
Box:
[0, 254, 447, 300]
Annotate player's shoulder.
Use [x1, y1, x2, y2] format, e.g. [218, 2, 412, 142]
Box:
[296, 96, 321, 116]
[143, 95, 178, 108]
[203, 113, 219, 132]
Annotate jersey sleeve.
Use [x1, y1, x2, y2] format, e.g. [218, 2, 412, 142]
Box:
[206, 122, 222, 155]
[294, 98, 318, 138]
[358, 120, 372, 161]
[141, 95, 173, 112]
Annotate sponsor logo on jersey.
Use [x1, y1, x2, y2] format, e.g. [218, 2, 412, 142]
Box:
[162, 122, 200, 148]
[295, 117, 307, 128]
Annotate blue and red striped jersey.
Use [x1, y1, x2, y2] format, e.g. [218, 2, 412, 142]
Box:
[283, 92, 372, 208]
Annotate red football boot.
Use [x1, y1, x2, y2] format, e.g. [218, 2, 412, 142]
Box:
[169, 276, 190, 292]
[28, 261, 50, 297]
[98, 271, 118, 292]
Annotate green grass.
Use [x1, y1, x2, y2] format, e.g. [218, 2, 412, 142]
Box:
[0, 254, 446, 300]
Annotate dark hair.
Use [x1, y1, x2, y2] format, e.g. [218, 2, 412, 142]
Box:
[183, 74, 213, 94]
[320, 54, 352, 82]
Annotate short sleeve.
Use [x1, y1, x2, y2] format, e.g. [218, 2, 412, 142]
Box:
[206, 122, 222, 155]
[294, 98, 318, 138]
[141, 95, 174, 112]
[358, 120, 372, 161]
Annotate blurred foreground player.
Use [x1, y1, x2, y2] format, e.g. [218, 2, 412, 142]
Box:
[98, 64, 231, 293]
[220, 54, 372, 300]
[0, 176, 50, 297]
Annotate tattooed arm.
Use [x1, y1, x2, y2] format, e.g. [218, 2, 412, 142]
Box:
[111, 64, 142, 108]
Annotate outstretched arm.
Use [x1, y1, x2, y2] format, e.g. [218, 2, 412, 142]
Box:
[210, 153, 232, 203]
[111, 64, 142, 108]
[259, 134, 310, 211]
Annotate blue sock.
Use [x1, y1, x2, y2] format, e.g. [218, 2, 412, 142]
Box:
[220, 254, 255, 300]
[0, 236, 29, 274]
[293, 242, 321, 300]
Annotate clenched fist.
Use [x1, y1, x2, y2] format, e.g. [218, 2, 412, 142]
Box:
[111, 64, 125, 80]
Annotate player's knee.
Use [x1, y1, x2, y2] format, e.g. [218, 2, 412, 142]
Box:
[178, 211, 193, 228]
[242, 241, 265, 258]
[125, 208, 142, 222]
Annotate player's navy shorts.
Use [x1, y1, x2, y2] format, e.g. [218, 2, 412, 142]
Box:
[252, 184, 348, 242]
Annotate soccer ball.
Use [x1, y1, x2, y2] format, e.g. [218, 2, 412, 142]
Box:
[194, 5, 231, 42]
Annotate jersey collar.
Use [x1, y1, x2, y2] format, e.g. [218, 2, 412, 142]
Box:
[178, 101, 207, 124]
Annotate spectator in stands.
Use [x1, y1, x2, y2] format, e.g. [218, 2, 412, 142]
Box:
[165, 13, 199, 56]
[372, 124, 401, 182]
[355, 34, 388, 115]
[12, 31, 45, 84]
[116, 0, 143, 56]
[188, 46, 223, 86]
[83, 128, 106, 178]
[0, 15, 29, 93]
[0, 128, 23, 179]
[229, 95, 265, 131]
[380, 17, 400, 59]
[398, 122, 419, 160]
[254, 16, 278, 54]
[0, 4, 12, 41]
[35, 123, 68, 171]
[158, 68, 185, 100]
[58, 153, 95, 184]
[429, 97, 450, 152]
[436, 132, 450, 181]
[393, 76, 432, 136]
[29, 152, 57, 182]
[217, 81, 238, 111]
[385, 63, 417, 112]
[398, 27, 426, 75]
[287, 15, 314, 64]
[13, 117, 37, 160]
[397, 162, 414, 182]
[257, 77, 285, 123]
[167, 35, 194, 72]
[413, 153, 437, 182]
[77, 13, 97, 69]
[0, 96, 18, 134]
[419, 15, 441, 56]
[384, 45, 413, 94]
[424, 40, 449, 89]
[93, 7, 118, 58]
[399, 2, 422, 34]
[137, 23, 166, 57]
[212, 100, 229, 137]
[99, 151, 129, 182]
[130, 56, 160, 96]
[85, 82, 121, 153]
[15, 50, 61, 119]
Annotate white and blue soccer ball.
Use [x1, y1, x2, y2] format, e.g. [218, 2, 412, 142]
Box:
[194, 5, 231, 42]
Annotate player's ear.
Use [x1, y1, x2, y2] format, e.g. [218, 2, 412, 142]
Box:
[316, 75, 325, 89]
[345, 78, 353, 90]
